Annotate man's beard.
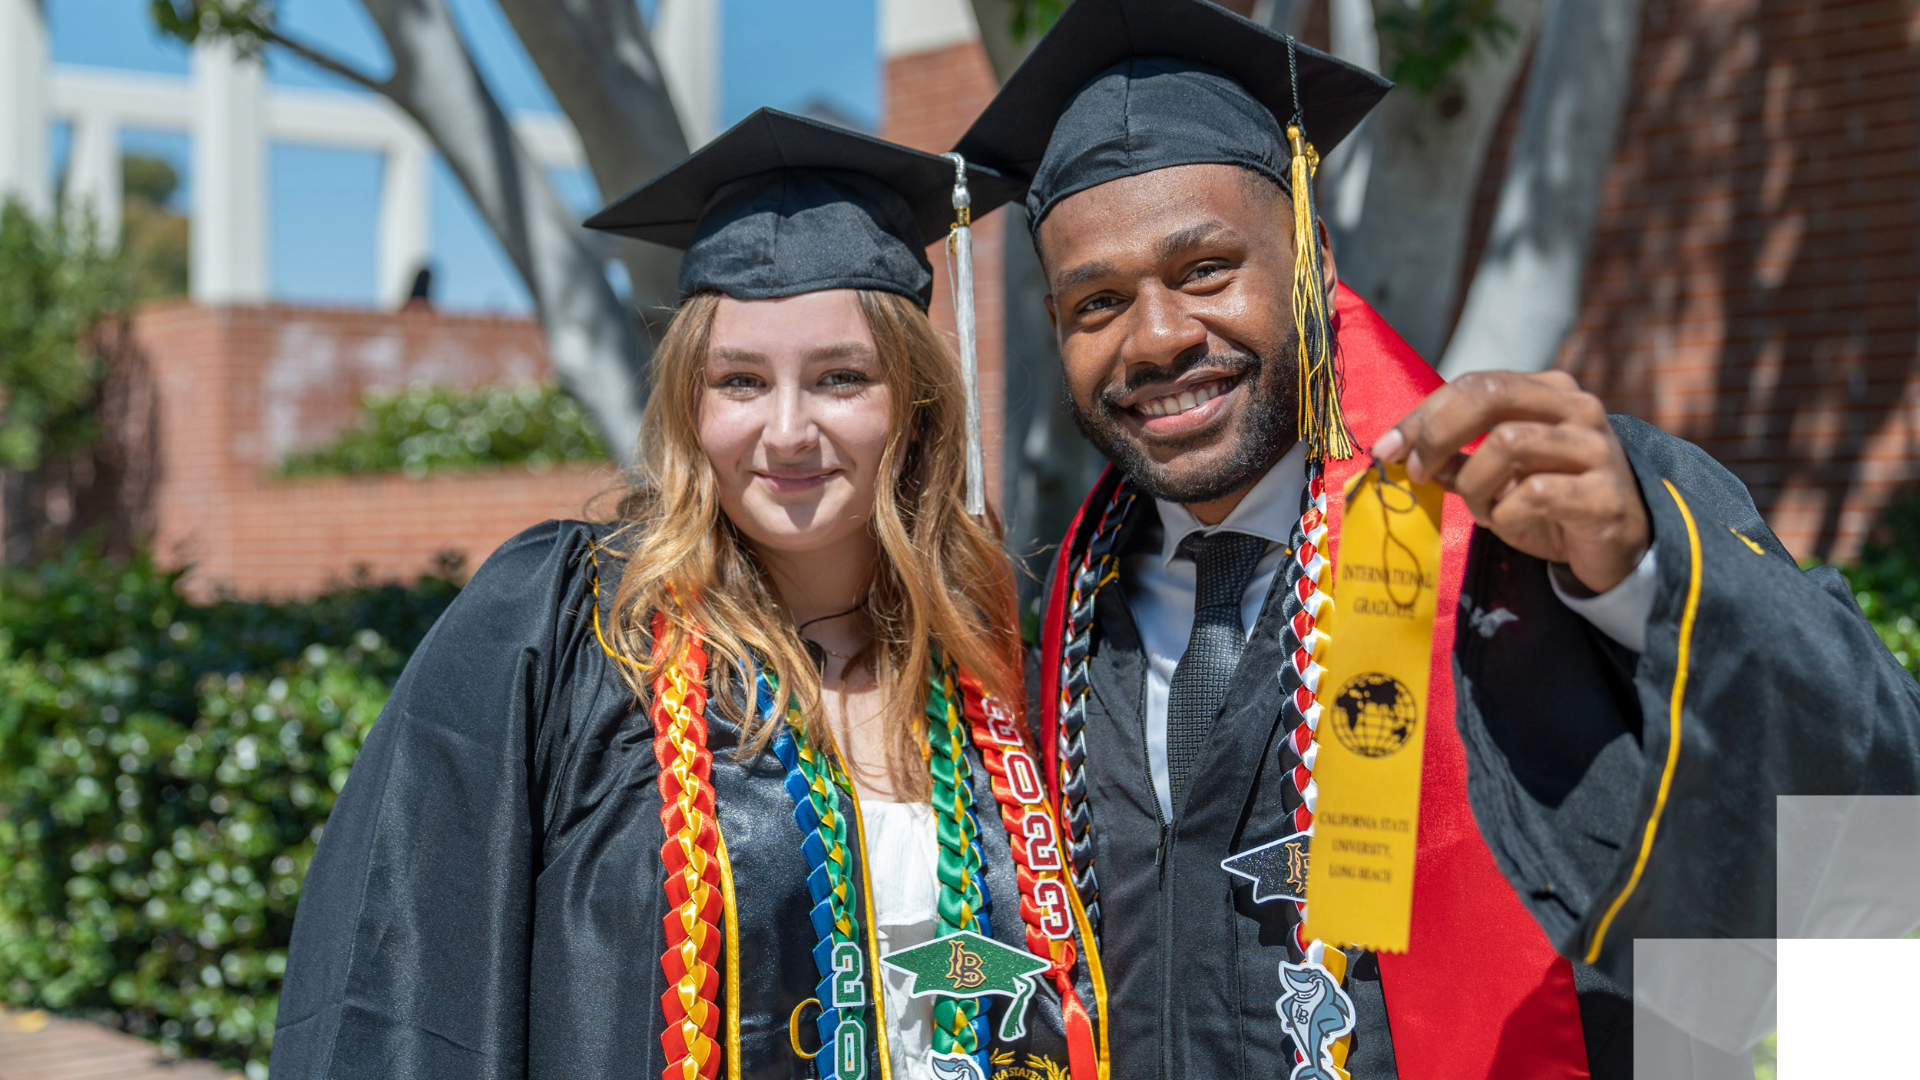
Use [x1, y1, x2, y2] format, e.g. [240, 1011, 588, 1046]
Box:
[1066, 340, 1296, 505]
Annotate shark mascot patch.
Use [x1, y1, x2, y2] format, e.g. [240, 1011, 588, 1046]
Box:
[1276, 960, 1356, 1080]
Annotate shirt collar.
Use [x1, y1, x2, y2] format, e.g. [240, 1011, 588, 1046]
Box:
[1154, 441, 1310, 567]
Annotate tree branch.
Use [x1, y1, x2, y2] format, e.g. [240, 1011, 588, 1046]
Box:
[257, 26, 392, 98]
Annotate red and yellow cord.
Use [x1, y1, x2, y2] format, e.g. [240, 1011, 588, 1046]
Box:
[652, 616, 723, 1080]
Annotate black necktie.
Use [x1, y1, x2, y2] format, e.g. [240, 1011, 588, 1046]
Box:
[1166, 529, 1270, 810]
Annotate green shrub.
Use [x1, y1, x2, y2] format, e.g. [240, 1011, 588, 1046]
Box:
[0, 197, 127, 472]
[1836, 495, 1920, 677]
[0, 546, 459, 1073]
[278, 383, 608, 479]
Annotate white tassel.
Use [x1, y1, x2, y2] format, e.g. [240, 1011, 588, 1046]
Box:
[941, 151, 985, 517]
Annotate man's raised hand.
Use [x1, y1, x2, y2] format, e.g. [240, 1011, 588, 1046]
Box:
[1370, 370, 1650, 594]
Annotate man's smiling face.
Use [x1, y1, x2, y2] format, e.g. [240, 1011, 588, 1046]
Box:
[1039, 163, 1321, 516]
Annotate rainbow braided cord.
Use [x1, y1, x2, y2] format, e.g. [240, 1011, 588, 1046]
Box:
[763, 672, 869, 1079]
[925, 658, 995, 1065]
[651, 616, 723, 1080]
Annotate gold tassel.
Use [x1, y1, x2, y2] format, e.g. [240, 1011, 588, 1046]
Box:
[1288, 124, 1355, 463]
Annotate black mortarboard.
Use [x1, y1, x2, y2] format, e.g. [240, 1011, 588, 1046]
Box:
[586, 108, 1019, 310]
[953, 0, 1392, 227]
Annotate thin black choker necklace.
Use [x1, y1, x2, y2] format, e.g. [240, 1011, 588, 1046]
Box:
[796, 603, 864, 631]
[798, 603, 865, 674]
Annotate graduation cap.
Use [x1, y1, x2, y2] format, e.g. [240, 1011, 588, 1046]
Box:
[953, 0, 1395, 461]
[588, 107, 1019, 512]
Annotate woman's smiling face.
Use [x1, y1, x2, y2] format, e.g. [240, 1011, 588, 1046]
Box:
[697, 290, 894, 560]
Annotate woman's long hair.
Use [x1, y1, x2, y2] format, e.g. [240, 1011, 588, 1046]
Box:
[605, 289, 1020, 800]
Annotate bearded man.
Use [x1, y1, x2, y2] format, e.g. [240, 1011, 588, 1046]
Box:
[956, 1, 1920, 1078]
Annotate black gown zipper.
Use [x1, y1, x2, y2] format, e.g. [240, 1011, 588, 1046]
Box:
[1142, 685, 1176, 1080]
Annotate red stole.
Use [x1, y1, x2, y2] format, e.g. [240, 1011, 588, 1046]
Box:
[1037, 284, 1591, 1079]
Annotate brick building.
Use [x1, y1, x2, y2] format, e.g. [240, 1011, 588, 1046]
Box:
[135, 303, 613, 600]
[1550, 0, 1920, 559]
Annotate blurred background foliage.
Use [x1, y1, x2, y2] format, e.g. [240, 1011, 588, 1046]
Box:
[0, 197, 126, 474]
[277, 383, 610, 479]
[119, 154, 192, 303]
[1376, 0, 1520, 97]
[1834, 494, 1920, 677]
[1751, 1031, 1775, 1080]
[0, 544, 461, 1073]
[1000, 0, 1516, 96]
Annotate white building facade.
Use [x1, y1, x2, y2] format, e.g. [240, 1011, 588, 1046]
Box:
[0, 0, 722, 306]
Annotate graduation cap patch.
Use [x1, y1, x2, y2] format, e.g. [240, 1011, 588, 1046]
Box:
[881, 931, 1052, 1042]
[1221, 830, 1312, 905]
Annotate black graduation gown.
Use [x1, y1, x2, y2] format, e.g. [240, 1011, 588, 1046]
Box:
[1457, 417, 1920, 1045]
[269, 520, 1100, 1080]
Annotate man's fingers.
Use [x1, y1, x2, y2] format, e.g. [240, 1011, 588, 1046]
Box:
[1485, 469, 1651, 592]
[1374, 372, 1607, 483]
[1482, 471, 1582, 556]
[1448, 422, 1612, 518]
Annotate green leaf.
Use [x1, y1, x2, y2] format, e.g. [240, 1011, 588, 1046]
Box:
[1377, 0, 1520, 98]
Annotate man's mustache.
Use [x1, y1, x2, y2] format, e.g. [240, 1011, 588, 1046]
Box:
[1098, 348, 1264, 411]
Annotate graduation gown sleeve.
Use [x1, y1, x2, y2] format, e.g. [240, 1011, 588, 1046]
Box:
[269, 520, 656, 1080]
[1456, 415, 1920, 985]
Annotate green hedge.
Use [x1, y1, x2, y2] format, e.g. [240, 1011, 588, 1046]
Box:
[277, 383, 608, 479]
[0, 546, 459, 1074]
[1835, 495, 1920, 677]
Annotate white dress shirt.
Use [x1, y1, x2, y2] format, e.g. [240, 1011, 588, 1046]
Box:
[1121, 446, 1659, 823]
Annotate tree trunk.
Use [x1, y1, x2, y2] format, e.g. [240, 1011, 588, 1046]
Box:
[1321, 0, 1548, 362]
[967, 0, 1034, 85]
[1439, 0, 1645, 378]
[965, 2, 1109, 600]
[1255, 0, 1311, 36]
[1316, 0, 1382, 242]
[489, 0, 689, 344]
[349, 0, 650, 459]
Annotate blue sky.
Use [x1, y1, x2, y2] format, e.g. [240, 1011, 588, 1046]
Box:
[46, 0, 879, 311]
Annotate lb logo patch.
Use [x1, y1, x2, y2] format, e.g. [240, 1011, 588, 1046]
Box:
[1221, 830, 1311, 904]
[946, 938, 987, 989]
[1328, 673, 1417, 758]
[882, 930, 1053, 1041]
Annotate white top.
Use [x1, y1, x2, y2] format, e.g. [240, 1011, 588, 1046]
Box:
[1121, 449, 1659, 823]
[860, 798, 941, 1080]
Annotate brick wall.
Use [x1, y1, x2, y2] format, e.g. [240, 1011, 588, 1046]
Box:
[135, 303, 614, 600]
[882, 39, 1010, 509]
[1546, 0, 1920, 560]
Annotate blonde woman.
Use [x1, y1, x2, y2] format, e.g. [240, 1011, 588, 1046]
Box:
[270, 111, 1104, 1080]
